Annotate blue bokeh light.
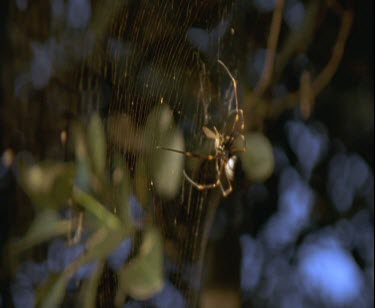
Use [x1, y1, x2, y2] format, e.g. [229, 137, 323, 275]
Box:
[262, 167, 313, 249]
[328, 153, 372, 212]
[240, 235, 264, 292]
[284, 1, 305, 30]
[298, 240, 364, 306]
[18, 261, 49, 286]
[107, 238, 133, 271]
[150, 281, 187, 308]
[286, 120, 328, 179]
[187, 28, 209, 54]
[261, 256, 298, 305]
[47, 238, 84, 272]
[30, 42, 54, 89]
[67, 0, 91, 29]
[11, 261, 49, 308]
[47, 238, 97, 283]
[187, 20, 229, 56]
[73, 260, 98, 281]
[11, 282, 34, 308]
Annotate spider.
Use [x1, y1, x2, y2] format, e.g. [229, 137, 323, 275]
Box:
[157, 60, 246, 197]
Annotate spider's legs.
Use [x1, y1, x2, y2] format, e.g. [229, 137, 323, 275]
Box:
[218, 60, 239, 112]
[183, 161, 224, 191]
[156, 146, 216, 160]
[229, 108, 245, 136]
[220, 167, 233, 197]
[219, 181, 232, 197]
[183, 170, 220, 190]
[202, 126, 217, 139]
[231, 134, 247, 153]
[215, 159, 220, 173]
[238, 109, 245, 131]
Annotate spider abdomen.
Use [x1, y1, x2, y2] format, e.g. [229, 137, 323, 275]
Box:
[225, 155, 237, 181]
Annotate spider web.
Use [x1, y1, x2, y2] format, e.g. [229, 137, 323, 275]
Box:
[4, 1, 372, 308]
[86, 1, 240, 306]
[3, 0, 245, 306]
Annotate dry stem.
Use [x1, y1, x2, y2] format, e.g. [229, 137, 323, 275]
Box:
[254, 0, 285, 96]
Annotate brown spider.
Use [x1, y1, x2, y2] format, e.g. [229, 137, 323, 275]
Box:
[157, 60, 246, 197]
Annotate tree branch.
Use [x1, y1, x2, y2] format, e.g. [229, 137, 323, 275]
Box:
[254, 0, 285, 96]
[311, 9, 353, 95]
[266, 8, 354, 119]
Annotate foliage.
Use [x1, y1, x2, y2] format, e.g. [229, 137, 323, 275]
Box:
[1, 0, 372, 307]
[9, 114, 164, 307]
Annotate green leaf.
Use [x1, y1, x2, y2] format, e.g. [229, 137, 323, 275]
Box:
[240, 133, 274, 182]
[152, 128, 185, 199]
[143, 105, 185, 199]
[81, 228, 127, 264]
[40, 230, 127, 307]
[111, 156, 133, 227]
[72, 187, 121, 230]
[73, 123, 88, 160]
[39, 270, 72, 308]
[88, 113, 107, 176]
[144, 105, 174, 148]
[11, 209, 70, 254]
[80, 261, 104, 308]
[73, 124, 92, 190]
[17, 161, 76, 209]
[116, 227, 164, 304]
[36, 274, 60, 307]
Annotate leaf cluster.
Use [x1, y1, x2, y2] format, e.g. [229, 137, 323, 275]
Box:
[9, 114, 164, 307]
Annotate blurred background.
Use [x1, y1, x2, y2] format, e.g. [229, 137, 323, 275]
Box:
[0, 0, 373, 307]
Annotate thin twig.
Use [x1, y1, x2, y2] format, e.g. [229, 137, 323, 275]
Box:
[311, 10, 353, 95]
[300, 70, 314, 119]
[254, 0, 285, 96]
[273, 0, 321, 84]
[267, 8, 354, 119]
